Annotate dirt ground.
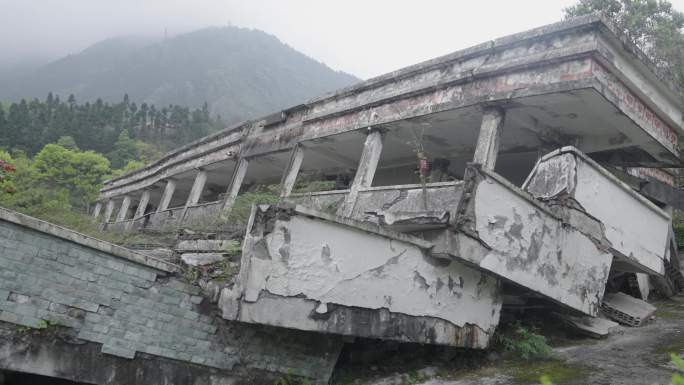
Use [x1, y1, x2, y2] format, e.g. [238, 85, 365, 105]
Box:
[339, 295, 684, 385]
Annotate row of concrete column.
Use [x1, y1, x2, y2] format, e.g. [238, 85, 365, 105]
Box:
[94, 107, 506, 224]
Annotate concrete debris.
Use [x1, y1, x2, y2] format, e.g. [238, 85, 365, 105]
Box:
[557, 313, 620, 338]
[180, 252, 224, 267]
[601, 292, 657, 327]
[367, 210, 450, 232]
[176, 239, 235, 252]
[136, 248, 174, 261]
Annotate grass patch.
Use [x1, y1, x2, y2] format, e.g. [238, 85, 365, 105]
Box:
[654, 337, 684, 358]
[504, 359, 591, 384]
[292, 179, 336, 194]
[226, 185, 280, 226]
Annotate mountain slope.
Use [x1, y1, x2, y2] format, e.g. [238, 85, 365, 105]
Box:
[0, 27, 359, 123]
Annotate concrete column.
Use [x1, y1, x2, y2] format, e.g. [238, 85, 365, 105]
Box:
[133, 190, 151, 219]
[157, 179, 177, 212]
[473, 107, 505, 171]
[92, 202, 102, 219]
[116, 195, 132, 222]
[185, 170, 208, 207]
[340, 129, 384, 217]
[222, 158, 249, 212]
[280, 144, 305, 197]
[103, 200, 116, 223]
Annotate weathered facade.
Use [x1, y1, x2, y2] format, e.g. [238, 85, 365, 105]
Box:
[92, 13, 684, 345]
[1, 13, 683, 384]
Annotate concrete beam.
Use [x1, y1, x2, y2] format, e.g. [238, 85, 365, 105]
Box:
[185, 170, 208, 207]
[92, 202, 102, 219]
[340, 130, 384, 217]
[133, 191, 151, 219]
[280, 145, 305, 197]
[473, 107, 505, 170]
[222, 158, 249, 212]
[116, 196, 131, 222]
[157, 180, 177, 212]
[103, 200, 116, 223]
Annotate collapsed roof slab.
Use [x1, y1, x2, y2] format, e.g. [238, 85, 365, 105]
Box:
[221, 205, 503, 348]
[524, 147, 671, 276]
[99, 15, 684, 203]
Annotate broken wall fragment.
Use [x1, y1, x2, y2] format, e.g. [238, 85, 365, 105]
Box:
[221, 204, 503, 348]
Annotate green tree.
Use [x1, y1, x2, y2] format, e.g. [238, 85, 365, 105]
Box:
[56, 136, 80, 151]
[107, 129, 139, 169]
[565, 0, 684, 87]
[33, 144, 111, 209]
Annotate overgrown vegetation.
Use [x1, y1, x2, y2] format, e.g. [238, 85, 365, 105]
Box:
[274, 370, 312, 385]
[0, 146, 177, 246]
[565, 0, 684, 89]
[494, 322, 554, 361]
[223, 240, 242, 257]
[291, 179, 336, 194]
[225, 185, 281, 226]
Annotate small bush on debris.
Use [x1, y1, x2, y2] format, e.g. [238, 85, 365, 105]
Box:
[494, 321, 553, 360]
[227, 185, 280, 226]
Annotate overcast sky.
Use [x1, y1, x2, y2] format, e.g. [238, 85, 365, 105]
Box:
[2, 0, 684, 79]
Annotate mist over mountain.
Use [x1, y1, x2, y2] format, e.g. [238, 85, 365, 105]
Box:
[0, 26, 360, 124]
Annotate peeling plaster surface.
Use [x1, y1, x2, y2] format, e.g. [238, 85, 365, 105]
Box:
[230, 207, 502, 347]
[471, 173, 611, 316]
[526, 148, 670, 275]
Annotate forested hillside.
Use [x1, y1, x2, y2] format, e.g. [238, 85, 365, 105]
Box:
[0, 26, 359, 124]
[0, 93, 223, 160]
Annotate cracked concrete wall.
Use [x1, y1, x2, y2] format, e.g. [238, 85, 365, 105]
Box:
[525, 148, 670, 275]
[222, 205, 502, 348]
[352, 182, 464, 221]
[456, 166, 612, 316]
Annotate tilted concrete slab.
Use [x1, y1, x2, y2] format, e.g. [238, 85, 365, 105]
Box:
[222, 204, 502, 348]
[557, 313, 620, 338]
[524, 146, 671, 276]
[452, 165, 613, 317]
[601, 292, 656, 327]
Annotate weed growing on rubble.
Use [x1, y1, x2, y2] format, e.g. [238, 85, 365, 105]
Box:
[223, 239, 241, 257]
[227, 185, 280, 225]
[292, 179, 336, 194]
[274, 370, 312, 385]
[665, 353, 684, 385]
[494, 322, 553, 360]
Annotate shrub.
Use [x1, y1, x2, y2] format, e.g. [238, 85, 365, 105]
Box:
[494, 322, 553, 360]
[226, 185, 280, 226]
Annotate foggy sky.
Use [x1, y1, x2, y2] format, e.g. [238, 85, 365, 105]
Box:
[2, 0, 684, 79]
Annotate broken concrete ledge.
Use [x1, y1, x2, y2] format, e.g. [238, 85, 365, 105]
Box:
[224, 290, 494, 348]
[0, 207, 180, 273]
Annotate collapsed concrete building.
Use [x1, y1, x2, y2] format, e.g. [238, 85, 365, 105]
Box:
[1, 14, 684, 385]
